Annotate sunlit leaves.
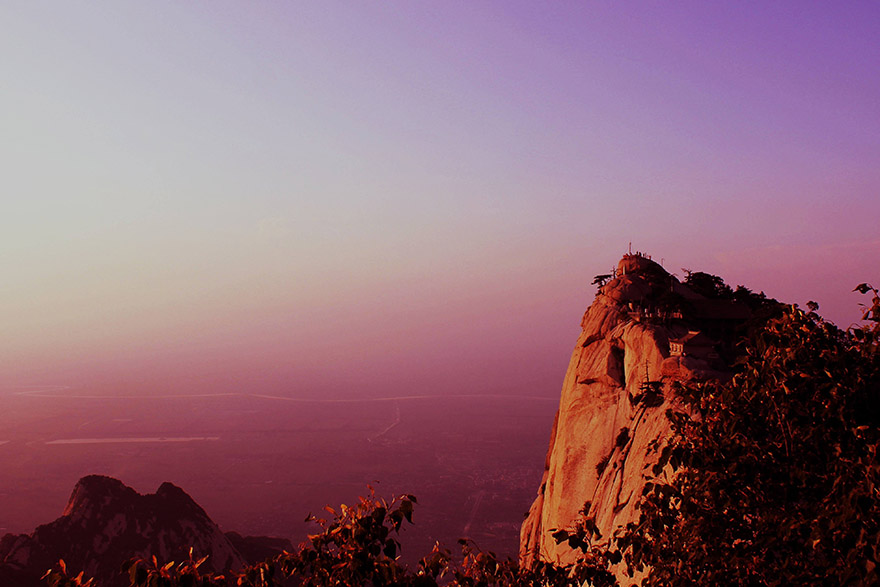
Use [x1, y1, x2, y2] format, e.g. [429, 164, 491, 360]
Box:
[603, 299, 880, 585]
[41, 560, 94, 587]
[97, 486, 599, 587]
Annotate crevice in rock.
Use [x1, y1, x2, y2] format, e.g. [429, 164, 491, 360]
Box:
[610, 346, 626, 388]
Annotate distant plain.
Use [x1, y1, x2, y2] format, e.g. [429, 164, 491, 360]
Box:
[0, 388, 557, 562]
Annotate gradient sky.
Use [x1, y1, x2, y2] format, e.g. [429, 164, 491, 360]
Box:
[2, 2, 879, 399]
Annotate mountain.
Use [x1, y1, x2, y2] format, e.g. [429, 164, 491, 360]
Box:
[0, 475, 291, 587]
[520, 253, 759, 571]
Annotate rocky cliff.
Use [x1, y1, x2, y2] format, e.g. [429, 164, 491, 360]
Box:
[520, 254, 751, 568]
[0, 475, 291, 587]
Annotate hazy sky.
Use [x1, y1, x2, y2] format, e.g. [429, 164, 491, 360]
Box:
[2, 2, 878, 398]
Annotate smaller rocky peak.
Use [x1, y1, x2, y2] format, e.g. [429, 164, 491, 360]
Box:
[62, 475, 139, 519]
[153, 481, 210, 520]
[156, 481, 190, 502]
[2, 476, 261, 587]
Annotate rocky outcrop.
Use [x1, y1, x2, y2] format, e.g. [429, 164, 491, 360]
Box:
[0, 475, 292, 587]
[521, 255, 746, 569]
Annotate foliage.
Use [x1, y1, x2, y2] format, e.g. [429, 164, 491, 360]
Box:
[683, 271, 776, 314]
[629, 379, 665, 409]
[683, 270, 734, 299]
[42, 560, 94, 587]
[854, 282, 880, 322]
[47, 487, 593, 587]
[593, 274, 613, 288]
[602, 293, 880, 585]
[271, 488, 420, 587]
[125, 549, 225, 587]
[547, 502, 620, 587]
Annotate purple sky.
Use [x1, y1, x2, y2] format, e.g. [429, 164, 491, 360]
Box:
[1, 2, 878, 398]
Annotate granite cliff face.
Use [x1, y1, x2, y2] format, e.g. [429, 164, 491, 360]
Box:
[0, 475, 291, 587]
[521, 254, 750, 568]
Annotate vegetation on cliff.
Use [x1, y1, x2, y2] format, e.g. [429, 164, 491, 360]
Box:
[560, 285, 880, 585]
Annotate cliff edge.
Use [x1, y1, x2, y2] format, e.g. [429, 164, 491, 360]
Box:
[520, 254, 750, 568]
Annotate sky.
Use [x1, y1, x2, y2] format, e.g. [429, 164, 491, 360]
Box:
[1, 1, 879, 399]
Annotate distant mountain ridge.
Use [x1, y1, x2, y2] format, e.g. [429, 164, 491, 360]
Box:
[0, 475, 291, 587]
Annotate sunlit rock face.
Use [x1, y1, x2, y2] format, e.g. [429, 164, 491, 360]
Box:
[0, 475, 290, 587]
[520, 254, 741, 569]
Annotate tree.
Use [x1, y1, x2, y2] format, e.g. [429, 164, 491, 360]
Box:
[605, 295, 880, 585]
[593, 274, 613, 288]
[683, 270, 734, 299]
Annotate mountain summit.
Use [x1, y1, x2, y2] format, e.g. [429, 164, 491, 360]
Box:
[0, 475, 290, 587]
[520, 253, 761, 569]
